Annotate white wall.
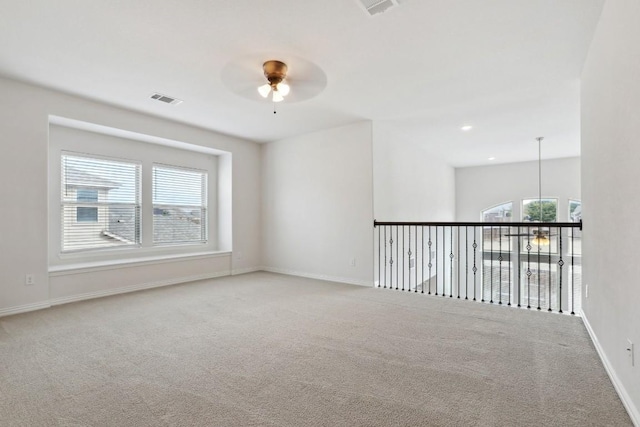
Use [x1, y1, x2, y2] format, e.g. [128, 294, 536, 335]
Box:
[581, 0, 640, 422]
[0, 76, 262, 315]
[261, 122, 374, 286]
[455, 157, 581, 221]
[373, 122, 456, 221]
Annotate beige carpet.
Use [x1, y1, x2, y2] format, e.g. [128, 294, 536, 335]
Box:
[0, 272, 631, 426]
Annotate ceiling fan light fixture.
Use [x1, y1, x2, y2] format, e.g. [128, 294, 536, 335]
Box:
[258, 83, 271, 98]
[532, 234, 550, 246]
[272, 90, 284, 103]
[278, 82, 290, 97]
[260, 60, 289, 102]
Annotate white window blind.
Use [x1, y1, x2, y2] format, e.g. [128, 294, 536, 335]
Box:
[152, 164, 207, 245]
[61, 153, 141, 252]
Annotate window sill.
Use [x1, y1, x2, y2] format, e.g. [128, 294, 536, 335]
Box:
[49, 251, 231, 276]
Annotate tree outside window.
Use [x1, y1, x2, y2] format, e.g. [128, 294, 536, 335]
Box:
[522, 199, 557, 222]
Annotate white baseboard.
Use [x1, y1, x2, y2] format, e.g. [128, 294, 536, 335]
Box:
[262, 266, 373, 287]
[582, 314, 639, 426]
[0, 301, 52, 318]
[49, 271, 231, 307]
[231, 267, 263, 276]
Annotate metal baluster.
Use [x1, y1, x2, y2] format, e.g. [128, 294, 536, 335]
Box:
[482, 227, 486, 303]
[389, 228, 394, 290]
[516, 226, 521, 307]
[558, 227, 564, 314]
[407, 226, 412, 292]
[490, 226, 493, 303]
[548, 228, 553, 312]
[473, 228, 477, 301]
[435, 227, 439, 296]
[415, 226, 419, 293]
[537, 227, 542, 311]
[457, 226, 460, 299]
[571, 227, 575, 315]
[526, 226, 532, 309]
[498, 226, 502, 305]
[507, 226, 511, 306]
[421, 226, 425, 294]
[449, 227, 453, 298]
[382, 225, 385, 288]
[428, 226, 432, 295]
[396, 226, 399, 290]
[465, 227, 469, 300]
[378, 225, 381, 288]
[402, 225, 406, 291]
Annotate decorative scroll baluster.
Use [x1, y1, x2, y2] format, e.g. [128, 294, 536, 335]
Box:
[389, 230, 394, 290]
[402, 225, 406, 291]
[558, 228, 564, 313]
[449, 228, 454, 298]
[547, 231, 553, 311]
[571, 228, 575, 315]
[473, 232, 477, 301]
[383, 226, 387, 288]
[526, 227, 532, 309]
[465, 227, 469, 300]
[537, 229, 542, 311]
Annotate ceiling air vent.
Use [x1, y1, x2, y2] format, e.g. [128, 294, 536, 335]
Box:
[357, 0, 399, 16]
[150, 93, 183, 105]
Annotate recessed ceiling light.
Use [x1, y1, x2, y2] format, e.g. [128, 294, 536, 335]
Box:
[461, 125, 473, 131]
[488, 157, 496, 161]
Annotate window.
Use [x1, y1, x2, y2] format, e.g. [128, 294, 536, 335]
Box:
[61, 153, 141, 252]
[152, 164, 207, 245]
[569, 199, 582, 222]
[481, 202, 512, 252]
[522, 198, 557, 222]
[481, 202, 512, 222]
[76, 189, 98, 222]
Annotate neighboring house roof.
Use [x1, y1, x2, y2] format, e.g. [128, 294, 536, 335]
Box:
[65, 166, 120, 189]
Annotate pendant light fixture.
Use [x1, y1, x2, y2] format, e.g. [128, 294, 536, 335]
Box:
[257, 60, 290, 103]
[532, 136, 550, 246]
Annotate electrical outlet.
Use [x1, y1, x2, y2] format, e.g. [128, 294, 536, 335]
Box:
[627, 339, 635, 367]
[25, 274, 35, 285]
[350, 258, 356, 267]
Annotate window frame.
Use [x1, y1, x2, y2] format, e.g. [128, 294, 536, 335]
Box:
[152, 163, 208, 247]
[60, 151, 142, 253]
[48, 122, 222, 269]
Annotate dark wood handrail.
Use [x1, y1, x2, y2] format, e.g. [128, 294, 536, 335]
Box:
[374, 220, 582, 230]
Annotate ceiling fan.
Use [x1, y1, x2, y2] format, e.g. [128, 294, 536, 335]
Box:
[220, 54, 327, 107]
[257, 60, 290, 103]
[503, 136, 555, 246]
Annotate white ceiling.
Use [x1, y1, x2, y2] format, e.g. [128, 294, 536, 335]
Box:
[0, 0, 603, 167]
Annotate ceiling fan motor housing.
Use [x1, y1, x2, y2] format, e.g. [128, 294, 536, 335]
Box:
[263, 60, 288, 89]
